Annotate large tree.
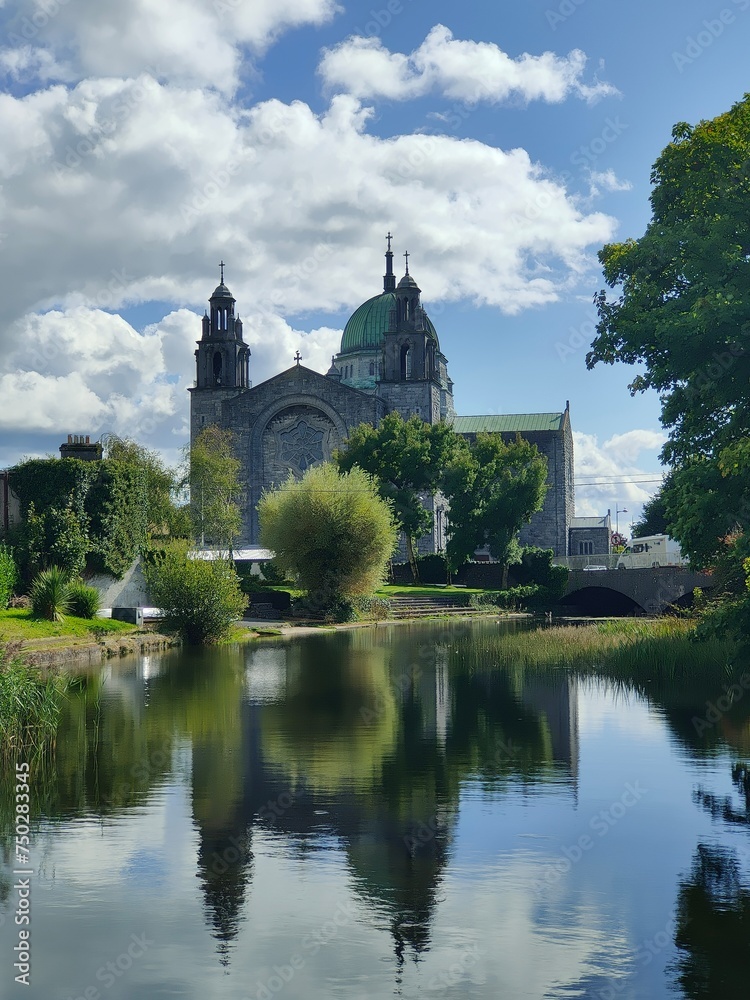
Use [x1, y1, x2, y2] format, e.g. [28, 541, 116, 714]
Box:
[258, 463, 397, 615]
[188, 426, 243, 552]
[443, 433, 548, 585]
[587, 95, 750, 579]
[335, 413, 459, 581]
[104, 435, 188, 539]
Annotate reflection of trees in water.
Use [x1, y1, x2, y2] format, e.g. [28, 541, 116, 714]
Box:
[693, 764, 750, 827]
[196, 829, 253, 967]
[0, 627, 587, 970]
[671, 762, 750, 998]
[672, 844, 750, 999]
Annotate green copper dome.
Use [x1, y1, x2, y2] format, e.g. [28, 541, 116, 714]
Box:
[340, 291, 439, 355]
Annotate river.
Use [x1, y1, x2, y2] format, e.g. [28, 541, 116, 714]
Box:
[1, 619, 748, 999]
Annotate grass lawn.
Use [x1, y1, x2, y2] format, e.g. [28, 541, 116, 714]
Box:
[376, 584, 487, 598]
[0, 609, 136, 641]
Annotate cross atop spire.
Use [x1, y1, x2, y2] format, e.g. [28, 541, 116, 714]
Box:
[384, 232, 396, 292]
[294, 350, 302, 366]
[219, 260, 225, 284]
[403, 250, 410, 275]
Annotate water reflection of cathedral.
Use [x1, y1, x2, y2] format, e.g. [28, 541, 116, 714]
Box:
[186, 630, 581, 965]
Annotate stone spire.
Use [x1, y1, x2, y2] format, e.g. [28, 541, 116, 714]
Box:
[383, 231, 396, 293]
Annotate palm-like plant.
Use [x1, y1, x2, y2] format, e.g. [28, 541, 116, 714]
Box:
[30, 566, 72, 621]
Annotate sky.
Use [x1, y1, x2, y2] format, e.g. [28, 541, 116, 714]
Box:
[0, 0, 748, 529]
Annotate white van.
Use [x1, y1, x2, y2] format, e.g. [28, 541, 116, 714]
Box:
[616, 535, 688, 570]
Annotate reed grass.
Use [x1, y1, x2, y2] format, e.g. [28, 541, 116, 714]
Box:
[0, 645, 68, 761]
[476, 618, 740, 682]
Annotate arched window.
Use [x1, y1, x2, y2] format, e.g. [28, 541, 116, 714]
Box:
[400, 344, 411, 381]
[213, 351, 223, 384]
[369, 362, 375, 376]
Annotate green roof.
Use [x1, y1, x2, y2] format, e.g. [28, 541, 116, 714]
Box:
[453, 413, 565, 434]
[340, 292, 439, 355]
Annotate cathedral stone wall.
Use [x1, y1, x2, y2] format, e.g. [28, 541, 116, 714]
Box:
[216, 365, 386, 542]
[515, 418, 575, 556]
[377, 380, 442, 425]
[189, 261, 576, 559]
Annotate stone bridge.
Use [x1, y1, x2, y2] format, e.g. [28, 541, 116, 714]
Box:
[561, 567, 713, 615]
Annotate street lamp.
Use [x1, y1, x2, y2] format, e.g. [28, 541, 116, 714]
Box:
[615, 505, 628, 535]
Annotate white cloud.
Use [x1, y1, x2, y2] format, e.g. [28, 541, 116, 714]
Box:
[0, 304, 340, 454]
[319, 25, 618, 105]
[0, 79, 618, 336]
[573, 430, 666, 524]
[585, 169, 632, 201]
[0, 43, 65, 81]
[1, 0, 339, 93]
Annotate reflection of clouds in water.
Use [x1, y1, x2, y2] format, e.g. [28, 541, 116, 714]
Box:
[41, 783, 197, 891]
[579, 683, 666, 744]
[121, 849, 168, 887]
[397, 856, 633, 996]
[245, 647, 288, 704]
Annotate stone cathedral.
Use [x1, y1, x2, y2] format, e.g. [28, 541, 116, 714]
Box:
[189, 242, 575, 556]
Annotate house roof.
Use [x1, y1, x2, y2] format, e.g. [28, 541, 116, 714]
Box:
[453, 413, 565, 434]
[570, 516, 611, 530]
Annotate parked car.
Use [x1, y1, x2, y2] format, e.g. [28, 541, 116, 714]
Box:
[582, 564, 609, 571]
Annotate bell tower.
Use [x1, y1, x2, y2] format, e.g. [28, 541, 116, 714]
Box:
[194, 262, 250, 390]
[382, 253, 438, 384]
[379, 253, 444, 423]
[189, 263, 251, 446]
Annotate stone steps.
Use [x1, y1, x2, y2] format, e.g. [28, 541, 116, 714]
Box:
[386, 595, 483, 618]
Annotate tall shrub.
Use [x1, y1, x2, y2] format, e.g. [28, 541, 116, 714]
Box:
[144, 542, 246, 644]
[0, 544, 16, 608]
[259, 463, 397, 614]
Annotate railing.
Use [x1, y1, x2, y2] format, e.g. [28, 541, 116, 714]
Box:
[552, 554, 621, 571]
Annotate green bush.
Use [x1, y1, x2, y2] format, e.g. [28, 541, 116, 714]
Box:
[512, 547, 569, 598]
[415, 554, 449, 585]
[259, 560, 289, 585]
[67, 580, 101, 619]
[352, 595, 392, 621]
[0, 544, 17, 609]
[259, 463, 397, 613]
[144, 543, 247, 644]
[470, 585, 545, 611]
[30, 566, 72, 622]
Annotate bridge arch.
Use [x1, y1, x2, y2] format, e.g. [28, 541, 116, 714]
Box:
[558, 586, 646, 616]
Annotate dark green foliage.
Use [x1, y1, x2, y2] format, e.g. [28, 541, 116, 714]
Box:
[24, 500, 90, 578]
[631, 485, 670, 538]
[0, 544, 16, 608]
[10, 456, 152, 580]
[470, 585, 544, 611]
[259, 560, 289, 585]
[414, 554, 450, 584]
[443, 434, 548, 580]
[511, 548, 569, 599]
[144, 542, 247, 644]
[587, 97, 750, 578]
[66, 580, 101, 619]
[86, 461, 148, 576]
[351, 595, 392, 620]
[337, 413, 460, 581]
[30, 566, 73, 622]
[104, 436, 186, 538]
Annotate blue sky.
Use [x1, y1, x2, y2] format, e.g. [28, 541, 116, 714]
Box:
[0, 0, 748, 526]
